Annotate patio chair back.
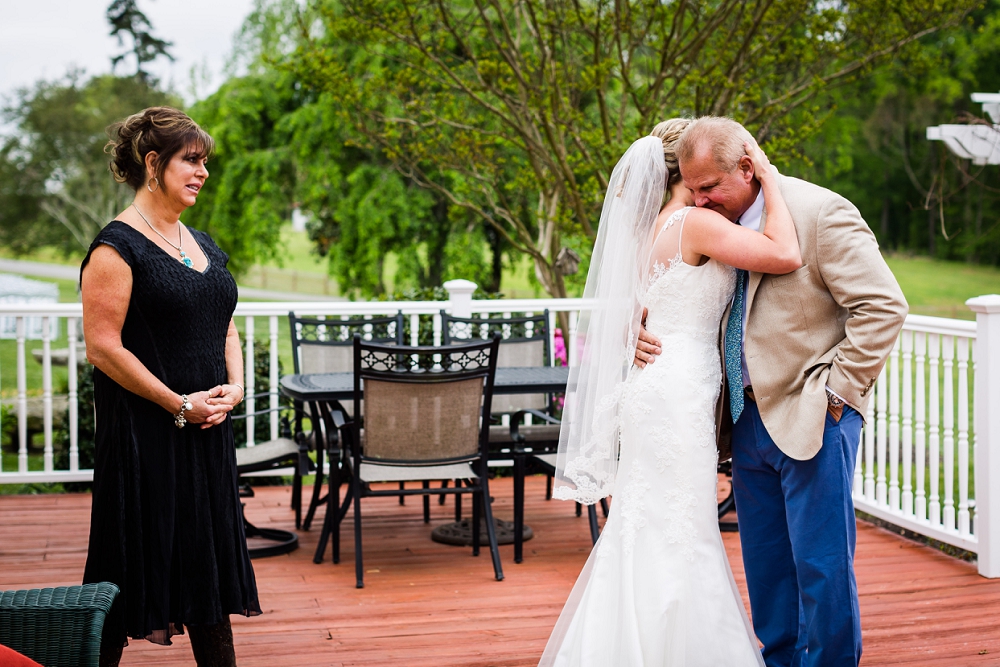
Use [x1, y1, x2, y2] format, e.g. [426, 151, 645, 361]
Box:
[353, 334, 501, 466]
[290, 311, 405, 418]
[290, 312, 405, 374]
[441, 310, 550, 415]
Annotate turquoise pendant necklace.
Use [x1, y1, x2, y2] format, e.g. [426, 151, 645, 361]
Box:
[132, 203, 194, 268]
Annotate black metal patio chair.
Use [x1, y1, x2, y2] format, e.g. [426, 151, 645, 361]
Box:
[344, 333, 504, 588]
[442, 310, 605, 562]
[233, 404, 309, 558]
[288, 311, 405, 533]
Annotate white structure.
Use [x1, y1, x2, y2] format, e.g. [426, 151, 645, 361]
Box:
[0, 274, 59, 340]
[927, 92, 1000, 165]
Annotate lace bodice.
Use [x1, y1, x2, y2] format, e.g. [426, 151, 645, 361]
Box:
[643, 208, 737, 343]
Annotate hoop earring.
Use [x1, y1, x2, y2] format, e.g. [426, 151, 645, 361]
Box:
[147, 177, 159, 193]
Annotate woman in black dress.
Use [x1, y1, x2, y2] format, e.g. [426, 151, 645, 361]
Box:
[81, 107, 260, 666]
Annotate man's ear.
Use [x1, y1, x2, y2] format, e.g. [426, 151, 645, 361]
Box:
[738, 155, 754, 184]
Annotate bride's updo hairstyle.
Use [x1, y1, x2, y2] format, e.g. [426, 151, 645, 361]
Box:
[649, 118, 692, 188]
[106, 107, 215, 191]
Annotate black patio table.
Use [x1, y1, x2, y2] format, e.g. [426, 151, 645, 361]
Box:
[279, 366, 570, 563]
[280, 366, 569, 402]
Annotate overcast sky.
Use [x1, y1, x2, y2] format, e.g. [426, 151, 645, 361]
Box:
[0, 0, 256, 107]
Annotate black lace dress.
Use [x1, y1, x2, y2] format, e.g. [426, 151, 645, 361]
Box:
[81, 221, 261, 650]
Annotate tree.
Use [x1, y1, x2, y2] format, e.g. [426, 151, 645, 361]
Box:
[792, 1, 1000, 264]
[289, 0, 978, 298]
[186, 0, 504, 294]
[0, 73, 179, 256]
[107, 0, 174, 82]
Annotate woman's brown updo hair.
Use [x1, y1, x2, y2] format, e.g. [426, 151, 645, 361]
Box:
[106, 107, 215, 191]
[649, 118, 692, 188]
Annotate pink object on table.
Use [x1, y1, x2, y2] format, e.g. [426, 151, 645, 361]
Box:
[553, 328, 567, 367]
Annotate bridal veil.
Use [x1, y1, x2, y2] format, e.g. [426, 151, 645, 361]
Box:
[553, 136, 665, 505]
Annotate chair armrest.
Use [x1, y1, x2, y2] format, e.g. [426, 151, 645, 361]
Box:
[0, 583, 119, 667]
[510, 409, 561, 444]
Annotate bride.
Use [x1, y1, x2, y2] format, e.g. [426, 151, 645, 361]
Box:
[540, 119, 800, 666]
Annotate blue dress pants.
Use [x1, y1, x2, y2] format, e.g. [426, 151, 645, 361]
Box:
[731, 399, 863, 667]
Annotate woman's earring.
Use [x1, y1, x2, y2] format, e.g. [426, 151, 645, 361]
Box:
[147, 177, 159, 193]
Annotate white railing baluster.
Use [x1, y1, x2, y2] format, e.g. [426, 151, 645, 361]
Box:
[943, 335, 956, 532]
[971, 352, 978, 538]
[409, 314, 419, 346]
[914, 332, 927, 522]
[864, 392, 876, 502]
[245, 316, 255, 447]
[67, 317, 79, 471]
[17, 317, 28, 475]
[888, 337, 901, 511]
[853, 448, 863, 500]
[901, 331, 914, 516]
[928, 333, 941, 527]
[958, 337, 971, 537]
[42, 317, 53, 473]
[269, 315, 279, 440]
[875, 364, 888, 506]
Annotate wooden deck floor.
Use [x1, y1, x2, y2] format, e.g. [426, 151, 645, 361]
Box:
[2, 476, 1000, 666]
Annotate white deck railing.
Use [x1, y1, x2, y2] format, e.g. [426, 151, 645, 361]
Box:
[2, 282, 999, 577]
[853, 315, 978, 552]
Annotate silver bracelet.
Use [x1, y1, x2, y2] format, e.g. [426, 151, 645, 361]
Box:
[234, 383, 245, 404]
[174, 394, 193, 429]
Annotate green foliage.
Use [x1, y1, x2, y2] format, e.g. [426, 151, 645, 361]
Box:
[288, 0, 977, 297]
[0, 73, 179, 256]
[186, 0, 511, 293]
[790, 1, 1000, 263]
[54, 364, 97, 492]
[232, 340, 292, 446]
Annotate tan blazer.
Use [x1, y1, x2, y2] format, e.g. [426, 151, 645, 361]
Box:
[715, 175, 908, 461]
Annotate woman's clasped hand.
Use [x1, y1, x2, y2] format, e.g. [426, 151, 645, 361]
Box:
[186, 384, 242, 428]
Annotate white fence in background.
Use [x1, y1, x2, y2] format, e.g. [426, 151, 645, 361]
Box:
[1, 284, 999, 577]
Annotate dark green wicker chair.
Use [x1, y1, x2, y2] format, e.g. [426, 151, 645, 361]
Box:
[0, 583, 119, 667]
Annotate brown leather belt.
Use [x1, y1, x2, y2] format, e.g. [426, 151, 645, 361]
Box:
[744, 386, 756, 403]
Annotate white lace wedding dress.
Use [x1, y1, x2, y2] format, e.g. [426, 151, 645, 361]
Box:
[540, 208, 764, 667]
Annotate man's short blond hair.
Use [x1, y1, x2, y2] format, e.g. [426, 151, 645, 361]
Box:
[675, 116, 753, 172]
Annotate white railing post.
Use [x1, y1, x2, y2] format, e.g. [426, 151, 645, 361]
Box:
[444, 279, 477, 319]
[967, 294, 1000, 577]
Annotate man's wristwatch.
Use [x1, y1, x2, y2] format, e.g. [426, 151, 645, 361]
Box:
[174, 394, 193, 429]
[825, 388, 845, 409]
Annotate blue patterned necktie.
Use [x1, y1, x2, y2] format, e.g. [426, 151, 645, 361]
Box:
[725, 270, 747, 422]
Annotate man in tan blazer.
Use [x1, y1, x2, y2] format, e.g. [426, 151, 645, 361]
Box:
[635, 116, 907, 667]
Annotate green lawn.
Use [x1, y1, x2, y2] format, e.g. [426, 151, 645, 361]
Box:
[885, 254, 1000, 321]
